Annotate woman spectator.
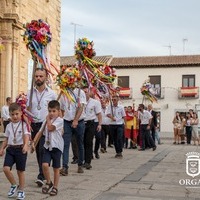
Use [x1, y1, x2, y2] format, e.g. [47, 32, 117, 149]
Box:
[185, 112, 192, 144]
[172, 111, 181, 144]
[191, 112, 199, 145]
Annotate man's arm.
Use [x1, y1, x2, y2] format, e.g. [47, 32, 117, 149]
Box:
[96, 112, 102, 132]
[72, 103, 84, 128]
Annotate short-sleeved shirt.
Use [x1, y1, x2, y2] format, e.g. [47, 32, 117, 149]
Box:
[4, 121, 31, 145]
[85, 98, 101, 121]
[41, 117, 64, 152]
[97, 107, 111, 125]
[27, 87, 57, 123]
[1, 105, 10, 121]
[138, 110, 152, 125]
[60, 88, 86, 121]
[106, 104, 126, 125]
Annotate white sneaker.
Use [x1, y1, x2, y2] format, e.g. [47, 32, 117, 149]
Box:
[35, 179, 45, 187]
[16, 190, 25, 200]
[8, 184, 18, 197]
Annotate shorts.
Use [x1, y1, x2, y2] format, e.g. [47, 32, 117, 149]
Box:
[42, 148, 62, 169]
[4, 146, 27, 171]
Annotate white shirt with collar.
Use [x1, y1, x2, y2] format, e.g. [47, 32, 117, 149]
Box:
[106, 104, 126, 125]
[27, 86, 57, 123]
[101, 107, 111, 125]
[84, 98, 101, 121]
[41, 117, 64, 152]
[60, 88, 86, 121]
[4, 121, 31, 145]
[1, 105, 10, 121]
[138, 110, 152, 125]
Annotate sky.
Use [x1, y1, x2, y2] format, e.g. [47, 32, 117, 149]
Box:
[60, 0, 200, 57]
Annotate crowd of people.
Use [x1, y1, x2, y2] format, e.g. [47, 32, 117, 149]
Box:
[0, 68, 159, 199]
[172, 109, 199, 145]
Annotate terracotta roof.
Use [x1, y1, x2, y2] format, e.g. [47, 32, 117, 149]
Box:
[110, 55, 200, 68]
[60, 55, 113, 66]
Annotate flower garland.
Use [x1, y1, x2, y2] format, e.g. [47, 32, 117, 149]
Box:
[16, 93, 39, 131]
[75, 37, 117, 99]
[75, 38, 96, 59]
[23, 19, 53, 75]
[140, 79, 157, 103]
[56, 65, 83, 103]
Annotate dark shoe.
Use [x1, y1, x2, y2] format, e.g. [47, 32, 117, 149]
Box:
[77, 166, 84, 173]
[71, 159, 78, 164]
[173, 142, 176, 144]
[49, 187, 58, 196]
[35, 179, 45, 187]
[84, 163, 92, 169]
[42, 181, 53, 194]
[100, 148, 106, 153]
[115, 153, 123, 158]
[60, 167, 68, 176]
[181, 142, 185, 144]
[138, 148, 145, 151]
[95, 153, 100, 159]
[132, 146, 137, 149]
[108, 144, 113, 148]
[153, 146, 157, 151]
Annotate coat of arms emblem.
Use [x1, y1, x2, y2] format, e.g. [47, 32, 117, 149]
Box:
[186, 152, 200, 178]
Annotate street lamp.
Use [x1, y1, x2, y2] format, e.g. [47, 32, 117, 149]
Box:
[70, 22, 83, 45]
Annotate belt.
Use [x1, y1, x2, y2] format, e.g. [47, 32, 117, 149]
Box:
[32, 122, 43, 124]
[8, 145, 23, 148]
[65, 119, 84, 123]
[85, 120, 95, 123]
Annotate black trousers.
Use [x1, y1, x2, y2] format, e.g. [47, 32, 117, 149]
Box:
[94, 122, 101, 154]
[101, 125, 110, 150]
[71, 132, 78, 160]
[3, 121, 10, 132]
[140, 124, 155, 150]
[31, 122, 45, 180]
[185, 126, 192, 144]
[84, 120, 95, 164]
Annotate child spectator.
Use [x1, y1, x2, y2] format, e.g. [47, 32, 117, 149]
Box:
[32, 100, 64, 196]
[0, 103, 30, 199]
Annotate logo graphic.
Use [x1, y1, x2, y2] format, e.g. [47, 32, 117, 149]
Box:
[186, 152, 200, 178]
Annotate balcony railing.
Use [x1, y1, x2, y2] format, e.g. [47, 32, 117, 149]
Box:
[153, 87, 165, 99]
[178, 87, 199, 99]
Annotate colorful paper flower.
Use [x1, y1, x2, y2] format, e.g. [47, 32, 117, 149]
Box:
[140, 79, 157, 103]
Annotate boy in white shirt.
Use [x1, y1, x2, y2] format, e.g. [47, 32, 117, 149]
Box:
[0, 103, 30, 200]
[32, 100, 64, 196]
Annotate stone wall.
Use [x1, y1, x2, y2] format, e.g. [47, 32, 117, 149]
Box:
[0, 0, 61, 106]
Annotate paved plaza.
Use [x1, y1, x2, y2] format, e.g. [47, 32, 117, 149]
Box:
[0, 137, 200, 200]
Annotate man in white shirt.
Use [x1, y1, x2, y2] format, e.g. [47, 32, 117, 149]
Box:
[106, 94, 126, 158]
[138, 104, 156, 151]
[27, 68, 57, 186]
[83, 87, 102, 169]
[1, 97, 12, 132]
[60, 87, 86, 174]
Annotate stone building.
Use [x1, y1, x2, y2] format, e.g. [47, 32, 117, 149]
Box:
[0, 0, 61, 107]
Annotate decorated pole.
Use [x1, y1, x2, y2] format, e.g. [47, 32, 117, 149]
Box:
[23, 19, 53, 111]
[28, 58, 37, 111]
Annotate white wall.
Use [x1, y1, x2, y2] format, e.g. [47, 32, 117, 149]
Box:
[116, 66, 200, 133]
